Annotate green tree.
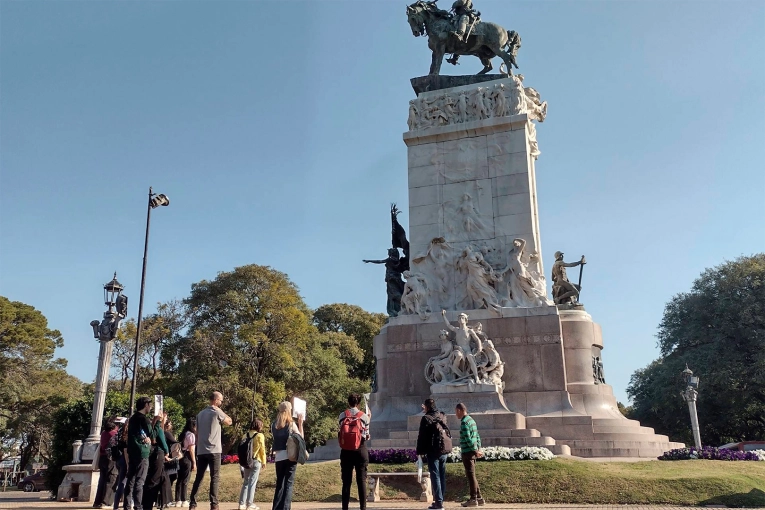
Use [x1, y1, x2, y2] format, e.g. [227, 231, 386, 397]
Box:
[0, 297, 82, 468]
[313, 304, 386, 381]
[158, 266, 377, 451]
[47, 391, 183, 494]
[627, 254, 765, 445]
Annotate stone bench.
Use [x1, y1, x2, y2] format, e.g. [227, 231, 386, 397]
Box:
[366, 471, 432, 503]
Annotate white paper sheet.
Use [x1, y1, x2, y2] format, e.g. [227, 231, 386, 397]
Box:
[292, 396, 307, 421]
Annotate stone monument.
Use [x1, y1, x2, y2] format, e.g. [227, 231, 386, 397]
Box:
[57, 274, 126, 502]
[358, 1, 685, 459]
[317, 1, 685, 460]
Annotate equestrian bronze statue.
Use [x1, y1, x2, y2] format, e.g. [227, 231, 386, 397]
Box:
[406, 0, 521, 76]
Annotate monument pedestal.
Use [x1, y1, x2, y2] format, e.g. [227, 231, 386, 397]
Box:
[57, 464, 98, 502]
[430, 385, 509, 413]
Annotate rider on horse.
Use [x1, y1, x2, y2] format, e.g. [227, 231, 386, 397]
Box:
[450, 0, 480, 42]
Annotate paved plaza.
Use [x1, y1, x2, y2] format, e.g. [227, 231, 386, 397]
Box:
[0, 493, 741, 510]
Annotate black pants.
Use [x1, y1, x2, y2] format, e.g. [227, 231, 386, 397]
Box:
[340, 446, 368, 510]
[142, 448, 165, 510]
[123, 457, 148, 510]
[272, 459, 298, 510]
[176, 457, 192, 502]
[94, 455, 117, 507]
[189, 453, 221, 506]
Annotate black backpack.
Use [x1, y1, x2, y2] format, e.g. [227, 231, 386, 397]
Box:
[107, 428, 122, 462]
[238, 433, 255, 469]
[432, 417, 453, 455]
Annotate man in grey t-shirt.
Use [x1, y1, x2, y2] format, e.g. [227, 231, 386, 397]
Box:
[189, 391, 232, 510]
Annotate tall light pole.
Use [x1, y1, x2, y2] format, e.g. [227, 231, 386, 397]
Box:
[128, 187, 170, 416]
[681, 365, 702, 449]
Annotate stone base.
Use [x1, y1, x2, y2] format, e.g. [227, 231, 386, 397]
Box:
[410, 74, 507, 95]
[57, 464, 98, 502]
[429, 387, 509, 413]
[79, 440, 99, 463]
[310, 439, 342, 461]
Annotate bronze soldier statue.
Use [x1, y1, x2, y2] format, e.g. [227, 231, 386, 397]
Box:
[551, 251, 586, 305]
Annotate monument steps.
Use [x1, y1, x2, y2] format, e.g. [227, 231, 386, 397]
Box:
[589, 432, 670, 442]
[592, 425, 657, 435]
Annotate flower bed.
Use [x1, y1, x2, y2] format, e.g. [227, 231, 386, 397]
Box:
[447, 446, 555, 462]
[659, 447, 765, 461]
[222, 454, 240, 465]
[369, 448, 418, 464]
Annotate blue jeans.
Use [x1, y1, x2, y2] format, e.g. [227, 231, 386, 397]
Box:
[239, 460, 262, 507]
[426, 453, 447, 505]
[112, 457, 127, 510]
[272, 459, 297, 510]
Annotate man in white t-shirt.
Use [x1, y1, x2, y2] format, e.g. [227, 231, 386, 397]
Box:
[189, 391, 232, 510]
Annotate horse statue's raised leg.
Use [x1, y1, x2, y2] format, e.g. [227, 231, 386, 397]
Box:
[477, 56, 493, 75]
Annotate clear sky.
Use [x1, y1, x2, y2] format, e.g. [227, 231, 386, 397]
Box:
[1, 0, 763, 405]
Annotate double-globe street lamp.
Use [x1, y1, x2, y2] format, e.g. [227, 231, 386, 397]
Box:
[128, 187, 170, 415]
[681, 365, 702, 449]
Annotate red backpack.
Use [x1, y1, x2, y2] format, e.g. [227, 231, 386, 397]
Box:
[338, 410, 364, 450]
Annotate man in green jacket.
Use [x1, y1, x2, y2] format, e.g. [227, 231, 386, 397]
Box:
[456, 403, 484, 507]
[124, 396, 154, 510]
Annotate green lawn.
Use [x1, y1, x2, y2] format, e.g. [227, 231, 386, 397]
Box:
[202, 459, 765, 507]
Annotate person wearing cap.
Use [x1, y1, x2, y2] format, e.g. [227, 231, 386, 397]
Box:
[189, 392, 232, 510]
[93, 416, 119, 508]
[271, 401, 304, 510]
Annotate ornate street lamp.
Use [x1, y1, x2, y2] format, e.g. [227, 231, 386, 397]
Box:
[681, 365, 702, 449]
[128, 187, 170, 415]
[82, 273, 128, 462]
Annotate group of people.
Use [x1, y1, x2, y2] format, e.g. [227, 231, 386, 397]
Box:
[92, 396, 202, 510]
[91, 392, 482, 510]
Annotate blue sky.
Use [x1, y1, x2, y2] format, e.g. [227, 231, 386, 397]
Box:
[1, 0, 763, 405]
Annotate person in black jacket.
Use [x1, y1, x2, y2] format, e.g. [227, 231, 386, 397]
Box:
[415, 399, 450, 510]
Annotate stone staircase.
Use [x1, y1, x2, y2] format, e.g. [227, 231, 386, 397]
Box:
[368, 412, 571, 456]
[526, 416, 684, 458]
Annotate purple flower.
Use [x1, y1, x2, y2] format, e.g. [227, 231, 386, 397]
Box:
[369, 448, 418, 464]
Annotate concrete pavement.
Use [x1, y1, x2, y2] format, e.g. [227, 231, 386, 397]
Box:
[0, 492, 742, 510]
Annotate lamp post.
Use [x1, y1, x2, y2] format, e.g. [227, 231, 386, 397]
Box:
[681, 365, 702, 449]
[128, 187, 170, 416]
[82, 273, 128, 462]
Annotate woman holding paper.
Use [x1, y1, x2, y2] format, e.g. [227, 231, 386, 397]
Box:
[271, 401, 304, 510]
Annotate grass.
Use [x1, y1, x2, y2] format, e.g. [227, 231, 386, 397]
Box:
[198, 459, 765, 507]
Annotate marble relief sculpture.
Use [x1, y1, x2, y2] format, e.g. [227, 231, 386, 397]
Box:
[405, 75, 547, 131]
[457, 246, 501, 311]
[424, 311, 505, 389]
[500, 238, 552, 307]
[401, 271, 432, 319]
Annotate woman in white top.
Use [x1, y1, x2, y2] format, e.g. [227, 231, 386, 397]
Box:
[270, 401, 304, 510]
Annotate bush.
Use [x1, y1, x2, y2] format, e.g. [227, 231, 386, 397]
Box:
[368, 449, 418, 464]
[659, 446, 765, 461]
[447, 446, 555, 462]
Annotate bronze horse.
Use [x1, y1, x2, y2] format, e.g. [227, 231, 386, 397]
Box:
[406, 0, 520, 76]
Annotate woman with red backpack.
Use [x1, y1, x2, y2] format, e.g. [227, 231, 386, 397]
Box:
[337, 394, 371, 510]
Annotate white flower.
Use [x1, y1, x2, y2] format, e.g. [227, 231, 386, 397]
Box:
[751, 449, 765, 461]
[447, 445, 554, 462]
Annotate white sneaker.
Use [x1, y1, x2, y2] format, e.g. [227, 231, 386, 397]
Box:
[182, 503, 190, 508]
[175, 503, 183, 508]
[247, 506, 260, 510]
[238, 506, 247, 510]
